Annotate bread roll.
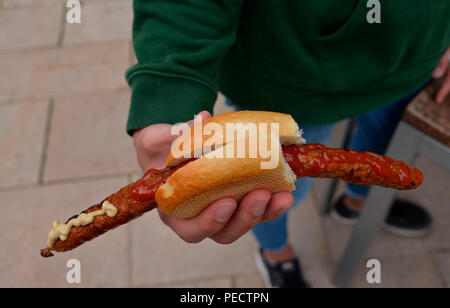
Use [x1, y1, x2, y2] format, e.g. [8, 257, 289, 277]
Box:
[165, 111, 305, 167]
[156, 111, 305, 218]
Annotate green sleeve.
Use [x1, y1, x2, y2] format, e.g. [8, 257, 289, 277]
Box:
[126, 0, 243, 135]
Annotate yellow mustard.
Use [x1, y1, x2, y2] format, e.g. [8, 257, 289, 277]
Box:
[46, 201, 118, 248]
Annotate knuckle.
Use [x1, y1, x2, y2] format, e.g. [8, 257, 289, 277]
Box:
[241, 220, 258, 231]
[197, 222, 214, 235]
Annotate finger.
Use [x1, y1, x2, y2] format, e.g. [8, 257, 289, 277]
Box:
[436, 70, 450, 103]
[185, 111, 212, 127]
[260, 192, 295, 223]
[136, 111, 212, 171]
[134, 124, 173, 148]
[162, 111, 212, 144]
[158, 198, 237, 243]
[433, 49, 450, 79]
[135, 124, 175, 170]
[211, 189, 271, 244]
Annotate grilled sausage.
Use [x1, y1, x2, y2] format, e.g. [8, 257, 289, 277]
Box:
[41, 145, 423, 257]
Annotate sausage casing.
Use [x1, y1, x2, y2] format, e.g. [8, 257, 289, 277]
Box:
[41, 145, 423, 257]
[283, 144, 423, 190]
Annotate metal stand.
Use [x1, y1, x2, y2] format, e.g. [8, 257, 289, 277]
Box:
[330, 121, 450, 287]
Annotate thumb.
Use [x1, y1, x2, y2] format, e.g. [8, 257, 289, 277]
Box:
[166, 111, 212, 142]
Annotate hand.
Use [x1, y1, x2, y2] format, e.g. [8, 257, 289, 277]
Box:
[133, 111, 295, 244]
[432, 48, 450, 104]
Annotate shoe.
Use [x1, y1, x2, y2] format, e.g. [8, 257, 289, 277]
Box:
[254, 248, 310, 288]
[383, 199, 432, 237]
[331, 195, 432, 237]
[331, 195, 360, 225]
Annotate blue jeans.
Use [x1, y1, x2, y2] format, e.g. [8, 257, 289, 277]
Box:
[225, 83, 426, 251]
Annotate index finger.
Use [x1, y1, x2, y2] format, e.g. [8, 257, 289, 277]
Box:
[433, 49, 450, 79]
[436, 70, 450, 103]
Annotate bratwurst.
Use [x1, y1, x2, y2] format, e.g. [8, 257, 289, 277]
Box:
[40, 144, 422, 257]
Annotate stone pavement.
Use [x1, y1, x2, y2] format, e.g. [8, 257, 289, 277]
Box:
[0, 0, 448, 288]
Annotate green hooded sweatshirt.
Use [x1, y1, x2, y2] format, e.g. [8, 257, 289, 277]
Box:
[126, 0, 450, 135]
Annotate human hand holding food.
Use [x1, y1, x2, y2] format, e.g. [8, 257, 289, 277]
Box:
[433, 48, 450, 103]
[132, 111, 295, 245]
[41, 111, 423, 257]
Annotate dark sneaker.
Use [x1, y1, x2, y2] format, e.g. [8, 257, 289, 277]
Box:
[332, 195, 432, 237]
[383, 199, 432, 237]
[331, 195, 360, 225]
[254, 248, 310, 288]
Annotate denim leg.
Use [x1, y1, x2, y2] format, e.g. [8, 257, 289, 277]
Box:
[252, 123, 335, 251]
[346, 84, 429, 199]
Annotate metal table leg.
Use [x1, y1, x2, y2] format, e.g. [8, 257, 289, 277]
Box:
[332, 121, 423, 287]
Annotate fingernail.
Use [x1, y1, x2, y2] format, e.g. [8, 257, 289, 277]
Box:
[276, 207, 290, 216]
[252, 198, 270, 216]
[215, 203, 235, 222]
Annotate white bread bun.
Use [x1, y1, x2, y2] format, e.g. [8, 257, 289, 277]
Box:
[156, 111, 305, 219]
[165, 111, 305, 168]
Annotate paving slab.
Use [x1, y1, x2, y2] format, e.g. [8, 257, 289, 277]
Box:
[64, 1, 132, 46]
[3, 0, 62, 8]
[0, 101, 49, 188]
[130, 209, 259, 287]
[288, 193, 334, 287]
[398, 156, 450, 251]
[153, 277, 233, 288]
[323, 156, 450, 263]
[304, 265, 335, 288]
[44, 90, 139, 182]
[0, 176, 130, 287]
[129, 42, 137, 66]
[3, 0, 126, 8]
[234, 273, 265, 288]
[432, 249, 450, 287]
[0, 42, 129, 103]
[0, 5, 61, 52]
[323, 214, 427, 264]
